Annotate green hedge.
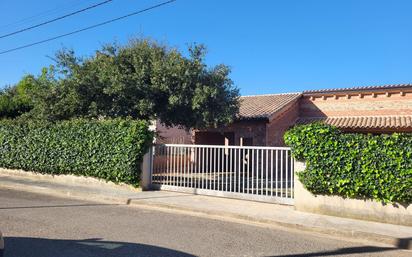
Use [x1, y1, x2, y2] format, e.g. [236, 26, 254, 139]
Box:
[0, 119, 153, 186]
[284, 123, 412, 204]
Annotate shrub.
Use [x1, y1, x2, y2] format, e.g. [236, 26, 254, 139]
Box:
[284, 123, 412, 204]
[0, 119, 154, 186]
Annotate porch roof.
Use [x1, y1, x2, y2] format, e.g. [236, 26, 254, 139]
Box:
[298, 115, 412, 130]
[238, 93, 301, 120]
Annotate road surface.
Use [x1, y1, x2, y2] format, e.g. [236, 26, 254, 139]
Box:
[0, 188, 409, 257]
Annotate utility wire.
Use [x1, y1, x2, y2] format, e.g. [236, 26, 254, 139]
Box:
[0, 0, 93, 31]
[0, 0, 114, 39]
[0, 0, 176, 55]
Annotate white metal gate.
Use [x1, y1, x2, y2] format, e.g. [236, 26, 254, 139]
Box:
[151, 144, 294, 205]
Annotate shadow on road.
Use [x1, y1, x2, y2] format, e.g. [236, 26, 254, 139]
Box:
[397, 237, 412, 250]
[266, 245, 399, 257]
[267, 237, 412, 256]
[4, 237, 195, 257]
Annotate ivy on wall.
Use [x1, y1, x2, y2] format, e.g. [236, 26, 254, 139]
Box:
[0, 119, 153, 186]
[284, 123, 412, 204]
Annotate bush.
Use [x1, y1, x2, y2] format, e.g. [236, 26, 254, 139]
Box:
[0, 119, 153, 186]
[284, 123, 412, 204]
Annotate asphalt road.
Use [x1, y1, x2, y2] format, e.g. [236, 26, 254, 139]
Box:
[0, 188, 409, 257]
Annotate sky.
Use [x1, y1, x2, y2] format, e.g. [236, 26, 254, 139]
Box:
[0, 0, 411, 95]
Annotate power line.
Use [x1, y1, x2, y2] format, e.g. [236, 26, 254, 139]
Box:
[0, 0, 114, 39]
[0, 0, 176, 55]
[0, 0, 93, 31]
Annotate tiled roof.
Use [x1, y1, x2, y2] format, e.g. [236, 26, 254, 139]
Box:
[304, 84, 412, 94]
[298, 115, 412, 129]
[239, 93, 301, 119]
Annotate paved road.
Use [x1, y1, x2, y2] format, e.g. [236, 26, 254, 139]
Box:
[0, 188, 409, 257]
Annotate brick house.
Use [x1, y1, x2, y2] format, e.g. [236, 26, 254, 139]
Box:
[194, 93, 301, 146]
[192, 84, 412, 146]
[298, 84, 412, 133]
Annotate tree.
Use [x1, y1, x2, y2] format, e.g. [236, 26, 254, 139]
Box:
[0, 75, 37, 119]
[33, 39, 240, 129]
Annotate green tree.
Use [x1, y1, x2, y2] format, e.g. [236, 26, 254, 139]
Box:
[33, 39, 240, 129]
[0, 75, 37, 118]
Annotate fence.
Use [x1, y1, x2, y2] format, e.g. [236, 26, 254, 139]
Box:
[151, 144, 294, 205]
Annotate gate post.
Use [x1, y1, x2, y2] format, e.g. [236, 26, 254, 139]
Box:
[141, 146, 153, 191]
[293, 159, 306, 209]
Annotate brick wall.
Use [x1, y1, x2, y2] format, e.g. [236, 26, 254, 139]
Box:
[300, 90, 412, 133]
[301, 91, 412, 118]
[266, 100, 300, 146]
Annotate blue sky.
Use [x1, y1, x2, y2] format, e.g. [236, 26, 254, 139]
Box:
[0, 0, 411, 95]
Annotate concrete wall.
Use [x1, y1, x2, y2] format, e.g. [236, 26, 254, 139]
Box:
[294, 161, 412, 226]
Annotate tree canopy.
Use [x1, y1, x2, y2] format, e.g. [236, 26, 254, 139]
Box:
[8, 39, 240, 129]
[0, 74, 38, 118]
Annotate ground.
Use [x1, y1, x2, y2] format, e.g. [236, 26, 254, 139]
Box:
[0, 188, 409, 257]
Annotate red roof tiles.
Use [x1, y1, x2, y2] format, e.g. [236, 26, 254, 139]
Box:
[303, 84, 412, 95]
[298, 116, 412, 129]
[239, 93, 301, 120]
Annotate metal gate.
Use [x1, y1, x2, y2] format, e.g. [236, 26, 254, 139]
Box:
[151, 144, 294, 205]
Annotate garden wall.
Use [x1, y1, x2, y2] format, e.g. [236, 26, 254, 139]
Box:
[294, 161, 412, 226]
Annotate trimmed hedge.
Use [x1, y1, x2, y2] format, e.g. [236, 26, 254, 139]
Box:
[284, 123, 412, 204]
[0, 119, 153, 185]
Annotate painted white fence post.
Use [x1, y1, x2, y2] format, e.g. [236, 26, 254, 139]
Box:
[141, 146, 153, 191]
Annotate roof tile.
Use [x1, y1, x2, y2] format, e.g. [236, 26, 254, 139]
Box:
[298, 115, 412, 129]
[303, 84, 412, 94]
[239, 93, 301, 119]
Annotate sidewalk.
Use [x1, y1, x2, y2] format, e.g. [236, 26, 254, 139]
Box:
[1, 169, 411, 250]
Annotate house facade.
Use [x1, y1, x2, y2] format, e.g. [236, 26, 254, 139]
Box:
[194, 93, 301, 146]
[193, 84, 412, 146]
[299, 84, 412, 133]
[156, 84, 412, 146]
